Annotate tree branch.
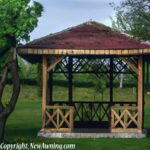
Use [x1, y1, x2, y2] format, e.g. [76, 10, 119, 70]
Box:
[0, 66, 9, 110]
[0, 49, 20, 118]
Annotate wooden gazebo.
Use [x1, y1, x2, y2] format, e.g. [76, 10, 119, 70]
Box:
[18, 21, 150, 137]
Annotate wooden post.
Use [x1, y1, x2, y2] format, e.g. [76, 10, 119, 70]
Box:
[48, 71, 53, 105]
[42, 56, 47, 128]
[138, 56, 144, 131]
[70, 107, 74, 131]
[68, 56, 73, 103]
[110, 57, 113, 102]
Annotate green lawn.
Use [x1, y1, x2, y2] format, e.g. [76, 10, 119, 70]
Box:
[2, 84, 150, 150]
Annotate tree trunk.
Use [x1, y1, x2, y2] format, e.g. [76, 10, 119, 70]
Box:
[0, 48, 20, 140]
[0, 117, 6, 141]
[119, 73, 124, 88]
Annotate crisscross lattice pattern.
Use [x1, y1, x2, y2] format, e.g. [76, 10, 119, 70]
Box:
[111, 106, 139, 130]
[45, 106, 74, 131]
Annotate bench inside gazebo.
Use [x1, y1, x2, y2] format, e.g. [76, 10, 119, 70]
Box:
[17, 21, 150, 138]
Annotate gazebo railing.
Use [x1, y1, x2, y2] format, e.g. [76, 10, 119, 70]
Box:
[44, 105, 74, 131]
[51, 101, 137, 123]
[111, 106, 139, 132]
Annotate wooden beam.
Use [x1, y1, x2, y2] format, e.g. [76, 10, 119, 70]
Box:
[42, 56, 47, 128]
[111, 128, 142, 133]
[121, 57, 138, 74]
[18, 48, 150, 55]
[47, 56, 64, 72]
[138, 56, 144, 130]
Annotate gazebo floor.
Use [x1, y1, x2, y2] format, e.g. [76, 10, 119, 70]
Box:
[38, 128, 147, 139]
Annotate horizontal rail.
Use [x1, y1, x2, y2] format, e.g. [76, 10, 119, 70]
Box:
[111, 106, 137, 110]
[46, 105, 74, 109]
[51, 101, 137, 104]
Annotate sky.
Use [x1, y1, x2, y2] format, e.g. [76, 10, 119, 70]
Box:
[30, 0, 122, 41]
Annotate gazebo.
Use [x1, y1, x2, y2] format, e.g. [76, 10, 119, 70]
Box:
[18, 21, 150, 138]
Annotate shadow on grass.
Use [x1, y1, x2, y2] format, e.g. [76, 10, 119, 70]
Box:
[6, 127, 40, 138]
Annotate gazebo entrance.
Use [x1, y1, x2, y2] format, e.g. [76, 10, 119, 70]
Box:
[41, 55, 141, 133]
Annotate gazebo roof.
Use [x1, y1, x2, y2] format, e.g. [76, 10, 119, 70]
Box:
[18, 21, 150, 56]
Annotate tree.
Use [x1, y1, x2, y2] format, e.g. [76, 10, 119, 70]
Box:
[0, 0, 43, 141]
[110, 0, 150, 41]
[89, 74, 107, 101]
[94, 77, 107, 101]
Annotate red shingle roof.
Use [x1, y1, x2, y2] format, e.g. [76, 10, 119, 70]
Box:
[19, 21, 150, 50]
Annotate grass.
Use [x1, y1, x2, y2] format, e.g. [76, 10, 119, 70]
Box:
[1, 84, 150, 150]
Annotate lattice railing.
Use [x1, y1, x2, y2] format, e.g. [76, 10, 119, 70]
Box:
[44, 106, 74, 131]
[111, 106, 139, 132]
[52, 102, 137, 122]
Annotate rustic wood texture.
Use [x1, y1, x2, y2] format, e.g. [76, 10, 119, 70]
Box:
[111, 128, 142, 133]
[44, 105, 74, 131]
[121, 57, 138, 74]
[47, 56, 64, 72]
[18, 48, 150, 55]
[42, 56, 47, 128]
[52, 101, 137, 125]
[138, 56, 144, 131]
[111, 106, 139, 132]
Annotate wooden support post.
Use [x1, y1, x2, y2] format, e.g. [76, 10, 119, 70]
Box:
[138, 56, 144, 130]
[48, 71, 53, 105]
[42, 56, 47, 128]
[68, 56, 73, 103]
[110, 57, 113, 103]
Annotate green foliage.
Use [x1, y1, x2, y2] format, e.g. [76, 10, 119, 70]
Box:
[89, 74, 107, 100]
[111, 0, 150, 41]
[0, 52, 11, 74]
[2, 85, 150, 146]
[18, 57, 38, 79]
[0, 0, 43, 47]
[0, 0, 43, 62]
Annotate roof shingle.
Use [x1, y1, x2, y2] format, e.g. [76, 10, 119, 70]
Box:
[18, 21, 150, 50]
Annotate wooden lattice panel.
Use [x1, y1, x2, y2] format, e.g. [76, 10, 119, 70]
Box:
[111, 106, 140, 133]
[44, 106, 74, 131]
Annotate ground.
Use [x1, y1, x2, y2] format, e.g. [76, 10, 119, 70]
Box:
[2, 84, 150, 150]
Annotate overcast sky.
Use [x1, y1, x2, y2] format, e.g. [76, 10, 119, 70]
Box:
[30, 0, 122, 41]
